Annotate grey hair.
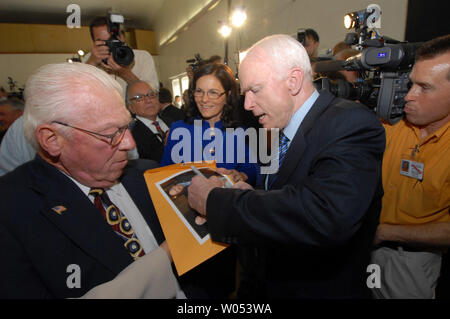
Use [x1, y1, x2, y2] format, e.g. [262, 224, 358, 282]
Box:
[23, 62, 123, 149]
[246, 34, 313, 82]
[0, 97, 25, 111]
[125, 80, 157, 107]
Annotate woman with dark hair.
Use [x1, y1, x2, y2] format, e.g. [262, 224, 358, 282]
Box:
[161, 63, 258, 185]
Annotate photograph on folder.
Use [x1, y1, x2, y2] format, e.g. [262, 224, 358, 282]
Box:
[143, 162, 230, 276]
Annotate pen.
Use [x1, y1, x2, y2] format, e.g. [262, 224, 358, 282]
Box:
[190, 166, 206, 178]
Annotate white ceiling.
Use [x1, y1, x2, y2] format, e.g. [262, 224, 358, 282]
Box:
[0, 0, 166, 29]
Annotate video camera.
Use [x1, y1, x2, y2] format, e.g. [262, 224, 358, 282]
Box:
[313, 4, 422, 124]
[186, 54, 205, 72]
[102, 13, 134, 67]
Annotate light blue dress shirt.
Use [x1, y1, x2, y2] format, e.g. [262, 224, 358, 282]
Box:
[265, 90, 319, 189]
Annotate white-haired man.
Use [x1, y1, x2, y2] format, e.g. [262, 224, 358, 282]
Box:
[188, 34, 385, 298]
[0, 63, 183, 298]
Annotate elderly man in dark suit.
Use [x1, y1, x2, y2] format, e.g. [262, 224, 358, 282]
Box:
[126, 80, 169, 162]
[188, 34, 385, 298]
[0, 63, 183, 298]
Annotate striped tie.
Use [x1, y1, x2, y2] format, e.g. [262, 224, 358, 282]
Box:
[153, 121, 166, 141]
[89, 188, 145, 260]
[277, 132, 290, 167]
[267, 132, 290, 189]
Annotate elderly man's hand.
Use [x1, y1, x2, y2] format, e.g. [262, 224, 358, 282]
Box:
[187, 175, 225, 216]
[216, 167, 248, 184]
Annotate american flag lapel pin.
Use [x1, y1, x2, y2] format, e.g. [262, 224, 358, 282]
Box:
[52, 205, 67, 215]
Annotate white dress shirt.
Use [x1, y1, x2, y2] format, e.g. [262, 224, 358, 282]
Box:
[136, 115, 169, 142]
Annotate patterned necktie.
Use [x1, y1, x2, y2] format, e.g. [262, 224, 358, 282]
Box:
[153, 121, 166, 141]
[267, 132, 290, 189]
[89, 188, 145, 260]
[277, 132, 290, 167]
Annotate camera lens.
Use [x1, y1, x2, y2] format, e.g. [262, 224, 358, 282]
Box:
[112, 46, 134, 66]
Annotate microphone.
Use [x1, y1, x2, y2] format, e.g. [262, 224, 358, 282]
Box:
[313, 60, 345, 73]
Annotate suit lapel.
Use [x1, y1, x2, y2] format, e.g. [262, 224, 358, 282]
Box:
[134, 119, 162, 143]
[272, 90, 335, 189]
[29, 157, 133, 274]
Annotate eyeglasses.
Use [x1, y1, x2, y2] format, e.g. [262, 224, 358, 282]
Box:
[52, 118, 136, 146]
[130, 91, 158, 102]
[193, 88, 226, 100]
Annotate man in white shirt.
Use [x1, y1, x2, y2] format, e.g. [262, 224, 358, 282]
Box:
[84, 16, 159, 92]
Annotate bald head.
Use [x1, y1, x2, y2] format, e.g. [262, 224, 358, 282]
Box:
[239, 34, 316, 130]
[126, 81, 160, 120]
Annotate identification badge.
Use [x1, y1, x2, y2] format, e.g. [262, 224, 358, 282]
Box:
[400, 159, 424, 181]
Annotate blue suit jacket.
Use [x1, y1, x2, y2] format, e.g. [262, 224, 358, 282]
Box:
[207, 90, 386, 298]
[0, 156, 165, 298]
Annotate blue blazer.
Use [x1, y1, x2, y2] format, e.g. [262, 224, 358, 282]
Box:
[161, 119, 259, 185]
[0, 156, 165, 298]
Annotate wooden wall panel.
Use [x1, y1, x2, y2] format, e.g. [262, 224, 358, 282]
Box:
[134, 29, 158, 55]
[0, 23, 157, 55]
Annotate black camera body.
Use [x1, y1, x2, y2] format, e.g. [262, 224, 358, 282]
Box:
[102, 14, 134, 67]
[314, 6, 422, 124]
[186, 53, 204, 72]
[315, 42, 421, 124]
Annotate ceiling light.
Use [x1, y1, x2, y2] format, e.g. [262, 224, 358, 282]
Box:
[218, 23, 232, 38]
[231, 7, 247, 27]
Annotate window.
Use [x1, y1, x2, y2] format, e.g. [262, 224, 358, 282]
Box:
[172, 78, 181, 99]
[170, 73, 190, 108]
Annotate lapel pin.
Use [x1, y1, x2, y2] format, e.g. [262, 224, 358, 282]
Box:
[52, 205, 67, 215]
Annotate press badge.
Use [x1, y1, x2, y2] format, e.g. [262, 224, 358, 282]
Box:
[400, 159, 424, 181]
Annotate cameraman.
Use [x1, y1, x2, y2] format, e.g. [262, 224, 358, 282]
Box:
[371, 34, 450, 299]
[304, 28, 320, 59]
[84, 16, 159, 92]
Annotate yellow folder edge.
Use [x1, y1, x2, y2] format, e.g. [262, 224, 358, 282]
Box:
[143, 162, 228, 276]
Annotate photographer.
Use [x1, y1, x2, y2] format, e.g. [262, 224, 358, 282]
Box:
[304, 28, 320, 59]
[371, 34, 450, 299]
[84, 16, 159, 92]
